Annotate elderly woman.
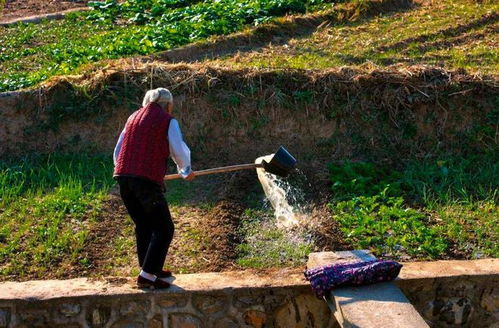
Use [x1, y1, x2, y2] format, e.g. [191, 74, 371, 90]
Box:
[113, 88, 195, 289]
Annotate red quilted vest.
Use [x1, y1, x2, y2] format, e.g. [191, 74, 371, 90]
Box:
[114, 102, 172, 185]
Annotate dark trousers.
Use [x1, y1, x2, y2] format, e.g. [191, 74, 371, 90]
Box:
[117, 176, 174, 274]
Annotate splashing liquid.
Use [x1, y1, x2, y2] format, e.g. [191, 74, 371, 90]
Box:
[256, 155, 309, 228]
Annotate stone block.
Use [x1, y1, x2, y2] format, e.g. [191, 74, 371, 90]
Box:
[480, 288, 498, 312]
[157, 295, 188, 310]
[16, 325, 82, 328]
[234, 289, 286, 312]
[59, 303, 81, 317]
[86, 305, 112, 327]
[192, 294, 228, 315]
[0, 308, 10, 328]
[148, 315, 163, 328]
[120, 300, 150, 316]
[274, 294, 334, 328]
[424, 297, 474, 326]
[111, 320, 144, 328]
[210, 317, 238, 328]
[168, 313, 203, 328]
[243, 310, 266, 328]
[19, 308, 49, 327]
[436, 280, 478, 298]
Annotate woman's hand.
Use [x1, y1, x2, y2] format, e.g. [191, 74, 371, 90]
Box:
[185, 172, 196, 181]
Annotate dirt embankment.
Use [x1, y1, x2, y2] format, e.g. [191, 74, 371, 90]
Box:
[1, 63, 496, 280]
[0, 64, 497, 167]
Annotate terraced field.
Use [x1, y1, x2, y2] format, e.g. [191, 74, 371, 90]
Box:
[0, 0, 497, 281]
[204, 0, 498, 74]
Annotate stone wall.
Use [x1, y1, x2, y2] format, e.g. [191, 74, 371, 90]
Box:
[0, 289, 335, 328]
[0, 271, 337, 328]
[399, 276, 499, 328]
[0, 260, 497, 328]
[396, 260, 499, 328]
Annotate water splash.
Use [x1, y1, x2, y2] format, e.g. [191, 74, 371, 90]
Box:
[256, 155, 310, 228]
[239, 155, 317, 266]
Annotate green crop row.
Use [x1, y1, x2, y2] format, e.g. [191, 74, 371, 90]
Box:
[0, 0, 331, 92]
[328, 154, 498, 259]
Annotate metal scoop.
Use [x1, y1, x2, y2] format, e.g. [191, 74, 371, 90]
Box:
[164, 146, 297, 181]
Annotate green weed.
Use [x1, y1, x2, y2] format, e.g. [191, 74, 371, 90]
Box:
[328, 154, 498, 259]
[0, 153, 114, 279]
[236, 209, 313, 268]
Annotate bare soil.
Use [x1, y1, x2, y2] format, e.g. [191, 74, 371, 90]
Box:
[169, 200, 245, 273]
[78, 183, 247, 278]
[16, 168, 343, 281]
[0, 0, 88, 23]
[81, 191, 133, 276]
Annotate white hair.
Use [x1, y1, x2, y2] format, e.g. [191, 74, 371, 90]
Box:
[142, 88, 173, 108]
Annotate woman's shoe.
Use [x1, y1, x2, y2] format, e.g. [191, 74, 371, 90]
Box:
[137, 275, 171, 289]
[156, 269, 172, 278]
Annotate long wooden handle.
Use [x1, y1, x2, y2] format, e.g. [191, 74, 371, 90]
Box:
[164, 163, 264, 181]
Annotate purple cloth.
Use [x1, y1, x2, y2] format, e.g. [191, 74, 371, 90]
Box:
[304, 260, 402, 298]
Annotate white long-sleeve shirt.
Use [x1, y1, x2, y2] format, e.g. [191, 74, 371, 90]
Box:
[113, 119, 192, 178]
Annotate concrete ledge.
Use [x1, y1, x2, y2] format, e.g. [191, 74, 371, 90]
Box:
[1, 259, 497, 300]
[0, 260, 497, 327]
[0, 269, 307, 301]
[308, 251, 429, 328]
[398, 258, 499, 280]
[0, 269, 335, 328]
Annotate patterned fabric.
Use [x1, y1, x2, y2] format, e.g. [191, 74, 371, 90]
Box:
[304, 260, 403, 298]
[114, 102, 172, 185]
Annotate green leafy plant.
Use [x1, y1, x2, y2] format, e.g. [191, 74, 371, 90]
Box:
[329, 161, 402, 200]
[331, 193, 448, 258]
[328, 154, 498, 259]
[0, 0, 329, 92]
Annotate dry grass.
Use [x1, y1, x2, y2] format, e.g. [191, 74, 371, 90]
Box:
[202, 0, 498, 74]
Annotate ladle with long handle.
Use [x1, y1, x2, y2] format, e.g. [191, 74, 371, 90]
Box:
[164, 146, 297, 181]
[164, 163, 263, 180]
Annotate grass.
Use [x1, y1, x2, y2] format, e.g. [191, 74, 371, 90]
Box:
[328, 153, 498, 260]
[0, 152, 218, 278]
[0, 150, 496, 279]
[4, 0, 496, 93]
[0, 0, 332, 92]
[207, 0, 499, 74]
[236, 208, 314, 268]
[0, 153, 114, 279]
[167, 223, 212, 274]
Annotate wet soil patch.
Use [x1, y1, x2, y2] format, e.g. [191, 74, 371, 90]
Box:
[304, 204, 349, 252]
[178, 171, 263, 272]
